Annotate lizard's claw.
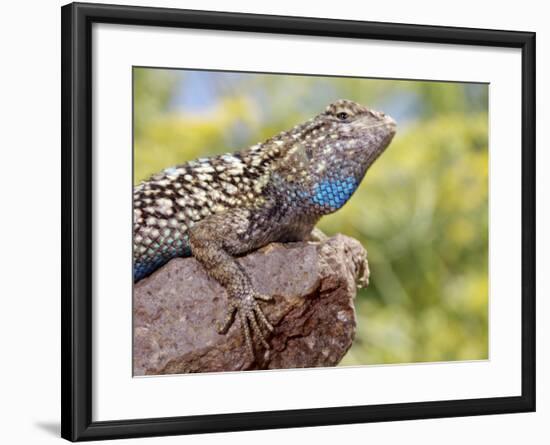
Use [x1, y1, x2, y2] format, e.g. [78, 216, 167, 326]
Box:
[217, 292, 274, 359]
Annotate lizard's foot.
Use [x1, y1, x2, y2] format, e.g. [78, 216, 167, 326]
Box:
[216, 292, 274, 358]
[308, 227, 329, 242]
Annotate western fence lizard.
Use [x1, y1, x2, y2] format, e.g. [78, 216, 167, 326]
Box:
[133, 99, 396, 358]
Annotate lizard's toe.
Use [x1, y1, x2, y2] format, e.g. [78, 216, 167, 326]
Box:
[238, 311, 255, 359]
[216, 301, 237, 334]
[248, 312, 270, 350]
[253, 305, 274, 332]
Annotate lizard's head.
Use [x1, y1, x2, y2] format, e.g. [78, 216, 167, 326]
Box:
[276, 99, 396, 215]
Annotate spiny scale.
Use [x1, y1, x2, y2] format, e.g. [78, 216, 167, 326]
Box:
[133, 147, 280, 280]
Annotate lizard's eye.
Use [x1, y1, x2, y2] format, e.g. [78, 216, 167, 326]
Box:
[336, 112, 350, 121]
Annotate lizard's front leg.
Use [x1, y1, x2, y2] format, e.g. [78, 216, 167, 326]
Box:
[188, 209, 274, 359]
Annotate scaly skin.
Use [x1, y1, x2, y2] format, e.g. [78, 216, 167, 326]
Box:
[133, 99, 396, 358]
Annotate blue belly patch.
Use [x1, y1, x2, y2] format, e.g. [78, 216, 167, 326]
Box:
[134, 256, 167, 281]
[134, 243, 192, 282]
[312, 177, 357, 210]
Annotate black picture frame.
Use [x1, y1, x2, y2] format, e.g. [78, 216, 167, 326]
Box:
[61, 2, 536, 441]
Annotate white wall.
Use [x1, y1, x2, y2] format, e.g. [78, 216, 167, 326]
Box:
[0, 0, 547, 443]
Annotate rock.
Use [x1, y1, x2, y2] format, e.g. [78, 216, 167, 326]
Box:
[133, 234, 369, 375]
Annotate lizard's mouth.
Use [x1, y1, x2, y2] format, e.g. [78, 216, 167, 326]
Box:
[362, 115, 396, 133]
[382, 115, 397, 132]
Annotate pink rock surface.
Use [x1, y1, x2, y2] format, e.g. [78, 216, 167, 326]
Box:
[133, 234, 368, 375]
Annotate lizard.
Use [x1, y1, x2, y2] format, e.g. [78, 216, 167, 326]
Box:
[133, 99, 396, 358]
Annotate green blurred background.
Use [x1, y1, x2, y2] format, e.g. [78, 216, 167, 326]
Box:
[134, 67, 488, 366]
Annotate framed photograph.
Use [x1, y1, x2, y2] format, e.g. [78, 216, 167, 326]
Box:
[61, 2, 535, 441]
